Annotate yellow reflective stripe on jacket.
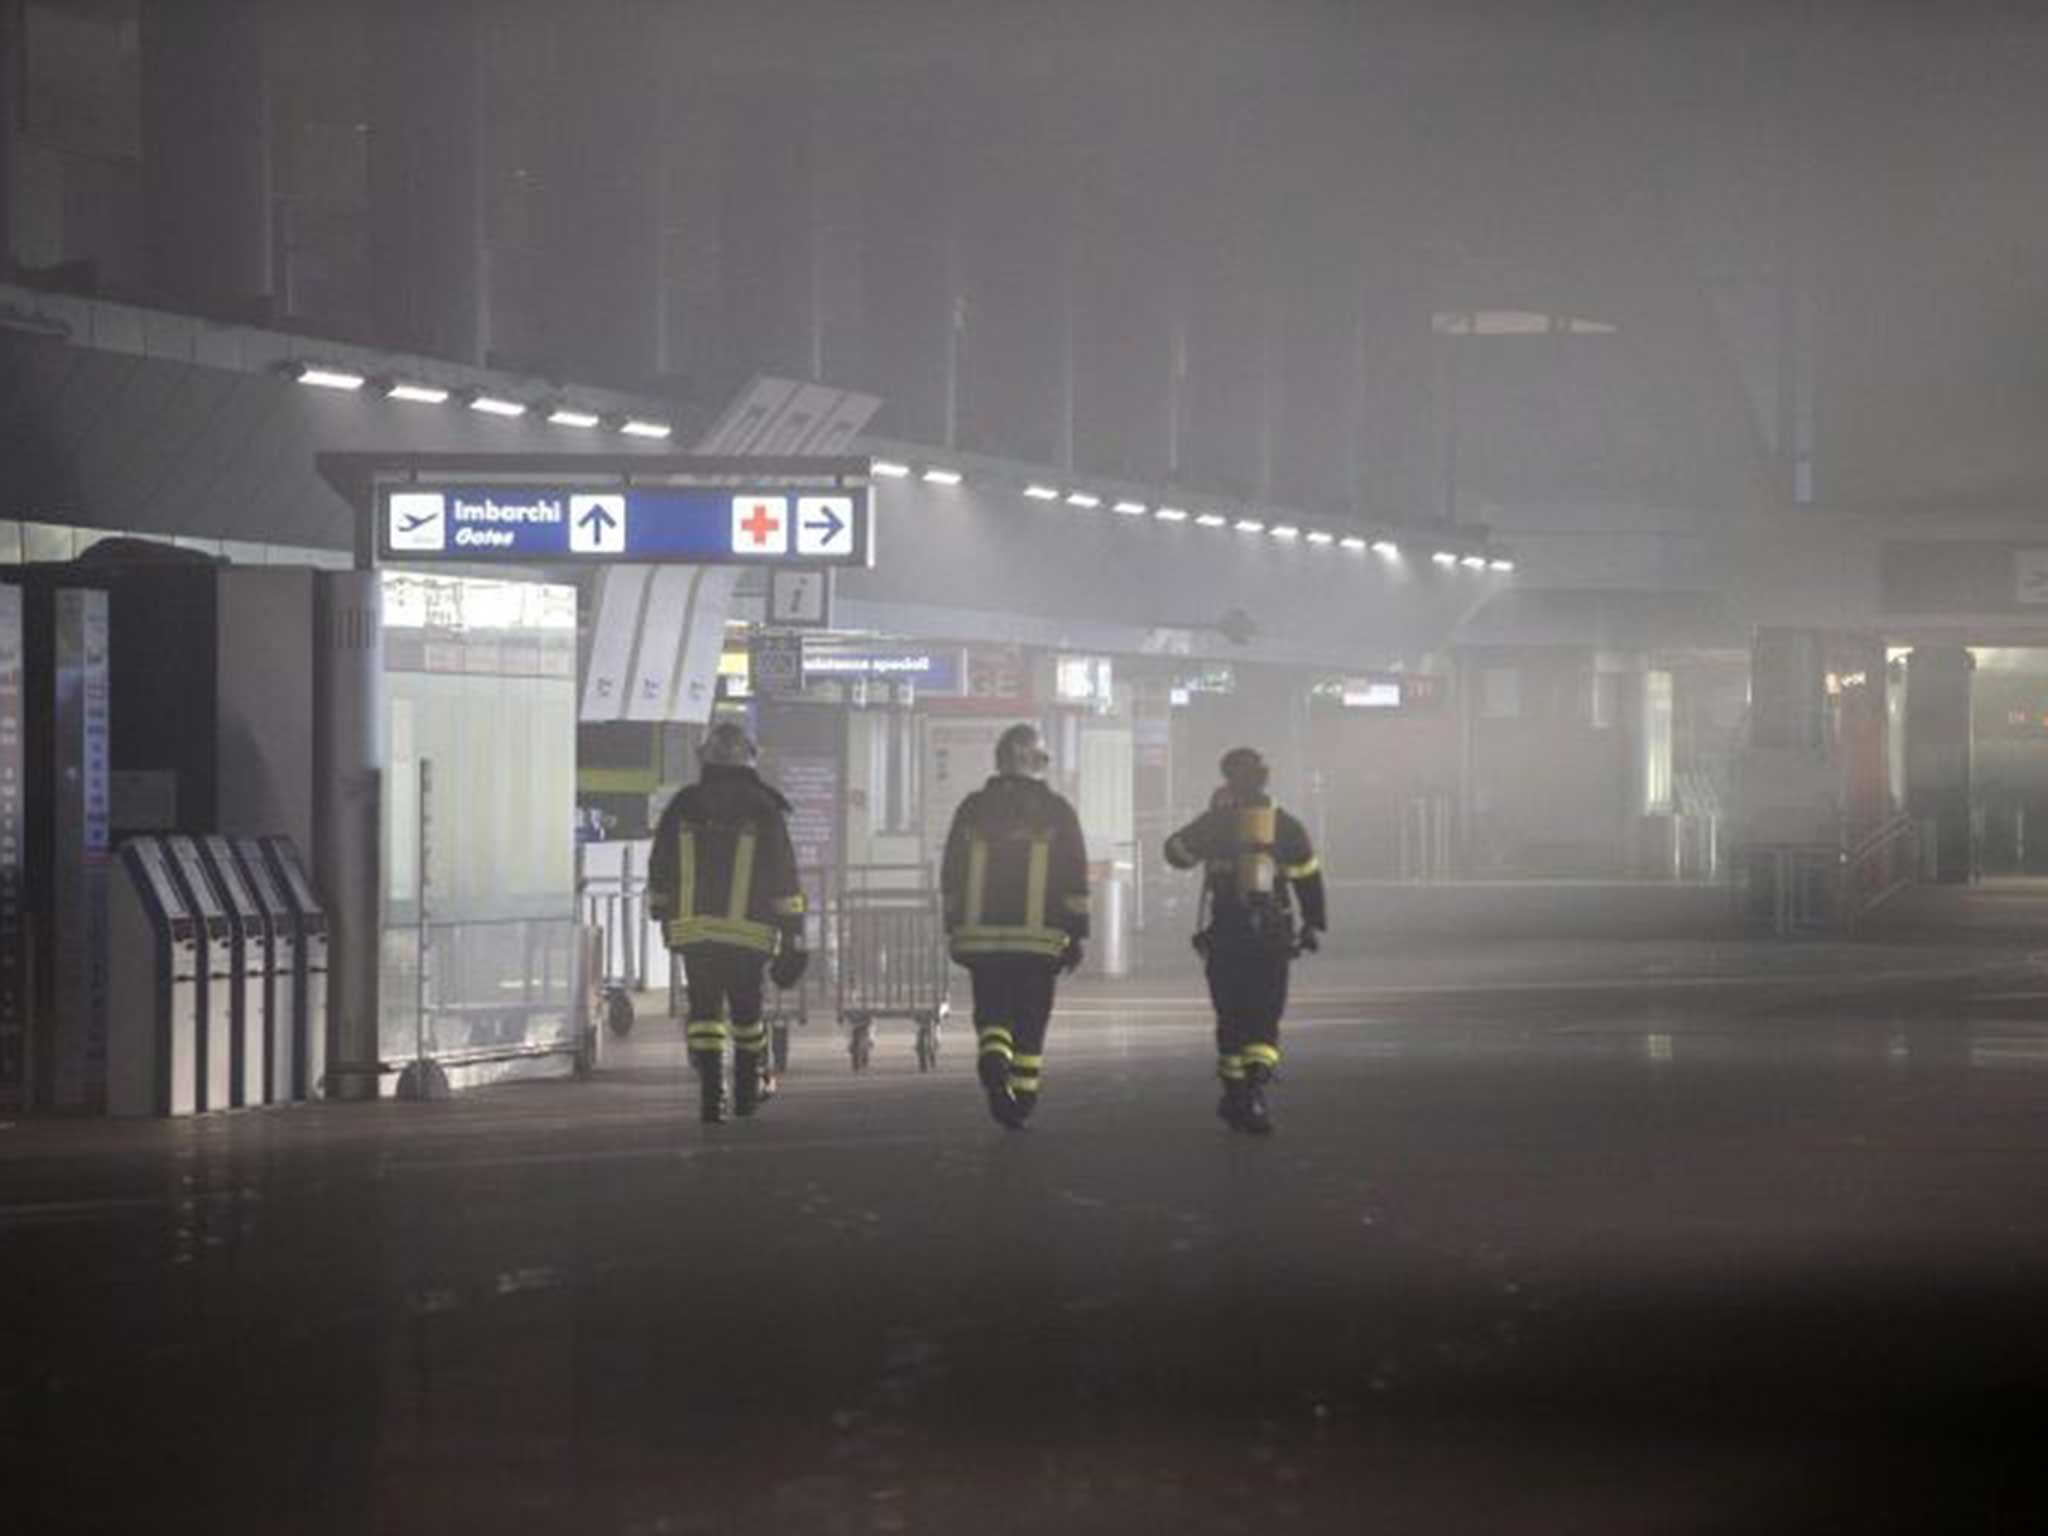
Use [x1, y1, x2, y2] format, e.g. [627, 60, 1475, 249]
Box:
[1024, 837, 1050, 931]
[949, 925, 1071, 959]
[1282, 856, 1321, 881]
[665, 915, 779, 953]
[729, 828, 756, 922]
[676, 827, 697, 918]
[1062, 893, 1091, 916]
[773, 894, 806, 917]
[964, 836, 989, 928]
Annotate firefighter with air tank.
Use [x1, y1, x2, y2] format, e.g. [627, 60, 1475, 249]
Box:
[941, 723, 1091, 1129]
[1164, 746, 1327, 1134]
[647, 721, 809, 1124]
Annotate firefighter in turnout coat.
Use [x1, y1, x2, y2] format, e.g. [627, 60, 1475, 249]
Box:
[1164, 747, 1327, 1134]
[941, 724, 1091, 1128]
[648, 722, 808, 1123]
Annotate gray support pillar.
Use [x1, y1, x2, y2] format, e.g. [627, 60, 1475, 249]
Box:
[314, 572, 384, 1101]
[1751, 627, 1824, 751]
[1905, 645, 1973, 884]
[0, 584, 25, 1113]
[0, 1, 18, 274]
[368, 0, 486, 364]
[139, 0, 273, 318]
[535, 2, 664, 385]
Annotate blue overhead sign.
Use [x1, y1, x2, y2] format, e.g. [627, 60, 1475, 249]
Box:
[377, 484, 873, 567]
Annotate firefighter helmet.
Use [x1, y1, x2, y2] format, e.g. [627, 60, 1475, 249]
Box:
[1219, 746, 1270, 797]
[699, 720, 759, 768]
[995, 723, 1051, 778]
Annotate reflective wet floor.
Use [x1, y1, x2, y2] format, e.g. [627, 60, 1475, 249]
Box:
[7, 944, 2048, 1533]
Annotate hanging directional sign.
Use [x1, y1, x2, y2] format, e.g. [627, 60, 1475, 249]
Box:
[373, 479, 873, 567]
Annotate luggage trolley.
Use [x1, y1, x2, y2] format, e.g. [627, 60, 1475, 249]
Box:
[576, 843, 645, 1041]
[834, 863, 951, 1072]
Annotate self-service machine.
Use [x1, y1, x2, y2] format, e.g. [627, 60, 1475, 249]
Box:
[232, 837, 298, 1105]
[199, 835, 269, 1108]
[262, 836, 328, 1100]
[162, 835, 234, 1112]
[107, 838, 203, 1116]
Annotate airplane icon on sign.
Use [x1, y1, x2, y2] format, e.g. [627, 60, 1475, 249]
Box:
[387, 492, 448, 552]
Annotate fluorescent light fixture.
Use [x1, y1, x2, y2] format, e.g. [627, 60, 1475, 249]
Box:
[1023, 483, 1061, 500]
[620, 418, 673, 439]
[1196, 512, 1228, 528]
[294, 364, 366, 391]
[1066, 492, 1101, 509]
[1490, 558, 1515, 572]
[1113, 500, 1148, 516]
[1154, 506, 1190, 523]
[385, 380, 449, 404]
[1235, 518, 1266, 534]
[468, 394, 527, 417]
[1372, 540, 1400, 556]
[871, 459, 913, 478]
[1432, 551, 1458, 567]
[547, 406, 602, 428]
[1306, 530, 1336, 546]
[1269, 524, 1300, 541]
[1340, 536, 1369, 552]
[922, 467, 963, 485]
[1461, 554, 1487, 569]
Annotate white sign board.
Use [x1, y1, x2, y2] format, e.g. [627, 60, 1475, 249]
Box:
[2016, 549, 2048, 605]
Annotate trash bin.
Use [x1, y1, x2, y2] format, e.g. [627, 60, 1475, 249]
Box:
[1096, 865, 1131, 978]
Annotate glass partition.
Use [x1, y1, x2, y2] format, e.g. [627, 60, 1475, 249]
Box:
[380, 572, 579, 1089]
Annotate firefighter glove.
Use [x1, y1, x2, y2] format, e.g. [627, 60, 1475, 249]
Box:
[770, 945, 809, 991]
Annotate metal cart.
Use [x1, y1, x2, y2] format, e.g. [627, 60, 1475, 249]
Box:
[834, 863, 951, 1071]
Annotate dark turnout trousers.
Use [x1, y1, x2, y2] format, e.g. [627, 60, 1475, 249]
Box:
[968, 955, 1059, 1106]
[681, 943, 771, 1110]
[1205, 937, 1289, 1083]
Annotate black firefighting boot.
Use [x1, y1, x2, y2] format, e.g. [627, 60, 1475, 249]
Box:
[732, 1050, 762, 1118]
[1238, 1064, 1274, 1136]
[1217, 1077, 1249, 1130]
[978, 1028, 1022, 1127]
[691, 1049, 726, 1124]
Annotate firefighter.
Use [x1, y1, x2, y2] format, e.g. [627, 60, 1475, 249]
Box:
[647, 721, 808, 1124]
[1163, 747, 1327, 1135]
[941, 723, 1091, 1129]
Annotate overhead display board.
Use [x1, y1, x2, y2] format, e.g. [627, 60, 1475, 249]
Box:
[377, 483, 871, 567]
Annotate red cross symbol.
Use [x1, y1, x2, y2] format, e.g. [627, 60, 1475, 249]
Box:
[740, 502, 782, 546]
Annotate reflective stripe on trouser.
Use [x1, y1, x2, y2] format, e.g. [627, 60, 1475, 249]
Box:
[1010, 1052, 1044, 1097]
[1241, 1042, 1282, 1072]
[977, 1025, 1016, 1063]
[1216, 1052, 1247, 1082]
[730, 1021, 769, 1053]
[687, 1021, 731, 1050]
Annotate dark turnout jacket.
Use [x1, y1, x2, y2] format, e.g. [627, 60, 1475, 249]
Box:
[941, 775, 1091, 962]
[647, 765, 806, 954]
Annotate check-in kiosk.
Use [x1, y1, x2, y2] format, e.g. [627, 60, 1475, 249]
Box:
[163, 835, 234, 1112]
[199, 835, 269, 1108]
[231, 837, 298, 1105]
[261, 836, 328, 1100]
[107, 839, 202, 1116]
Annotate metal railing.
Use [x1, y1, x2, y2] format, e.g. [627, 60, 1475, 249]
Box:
[1742, 811, 1921, 938]
[1840, 811, 1919, 930]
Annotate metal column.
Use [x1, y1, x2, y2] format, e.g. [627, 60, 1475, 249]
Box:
[314, 572, 384, 1101]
